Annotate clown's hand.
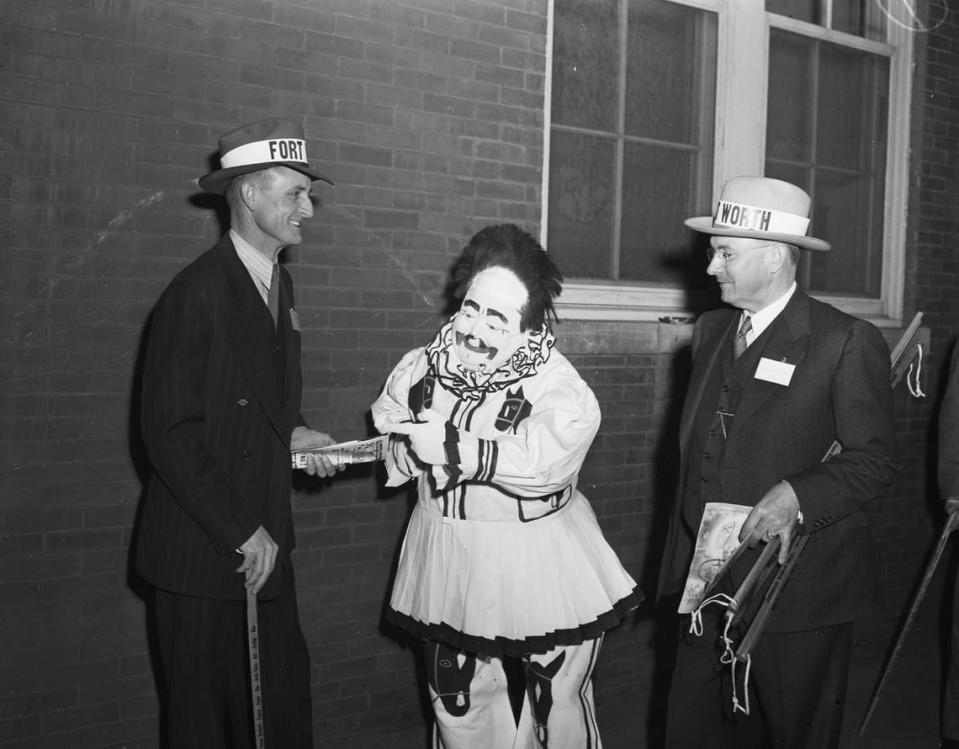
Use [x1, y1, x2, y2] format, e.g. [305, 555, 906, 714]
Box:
[380, 409, 452, 466]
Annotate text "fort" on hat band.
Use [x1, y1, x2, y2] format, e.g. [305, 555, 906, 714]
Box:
[221, 138, 308, 169]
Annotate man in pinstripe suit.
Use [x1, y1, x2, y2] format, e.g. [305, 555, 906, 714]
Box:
[135, 119, 341, 748]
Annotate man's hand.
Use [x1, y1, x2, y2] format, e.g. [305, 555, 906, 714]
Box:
[379, 409, 449, 466]
[291, 426, 344, 477]
[739, 481, 801, 563]
[236, 525, 278, 593]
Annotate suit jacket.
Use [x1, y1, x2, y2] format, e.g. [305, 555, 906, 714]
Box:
[940, 345, 959, 501]
[658, 289, 899, 631]
[136, 236, 304, 600]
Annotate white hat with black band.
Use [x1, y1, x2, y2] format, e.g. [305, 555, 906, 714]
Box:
[199, 118, 333, 194]
[685, 176, 830, 252]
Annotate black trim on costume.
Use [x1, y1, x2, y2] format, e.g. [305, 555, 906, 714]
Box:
[461, 392, 485, 431]
[473, 438, 498, 483]
[517, 485, 572, 523]
[578, 635, 601, 747]
[443, 421, 460, 466]
[450, 398, 464, 426]
[385, 586, 644, 659]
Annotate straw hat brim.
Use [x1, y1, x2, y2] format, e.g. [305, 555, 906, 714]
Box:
[198, 162, 334, 194]
[685, 216, 830, 252]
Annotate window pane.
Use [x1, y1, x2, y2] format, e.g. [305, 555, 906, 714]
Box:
[766, 0, 819, 24]
[812, 169, 884, 295]
[832, 0, 886, 40]
[625, 0, 716, 143]
[548, 0, 716, 284]
[767, 30, 888, 297]
[767, 0, 886, 40]
[552, 0, 620, 132]
[767, 33, 814, 162]
[547, 131, 615, 279]
[620, 143, 711, 285]
[817, 43, 889, 172]
[765, 162, 882, 296]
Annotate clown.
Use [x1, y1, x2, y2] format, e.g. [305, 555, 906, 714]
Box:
[373, 224, 642, 749]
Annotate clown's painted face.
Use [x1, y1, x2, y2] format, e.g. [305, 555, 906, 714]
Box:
[452, 266, 529, 373]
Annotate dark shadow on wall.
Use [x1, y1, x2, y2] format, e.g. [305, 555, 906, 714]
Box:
[925, 337, 958, 513]
[365, 387, 436, 748]
[374, 469, 435, 747]
[190, 190, 231, 237]
[125, 304, 171, 748]
[660, 230, 721, 310]
[644, 340, 693, 749]
[640, 224, 724, 749]
[920, 336, 958, 717]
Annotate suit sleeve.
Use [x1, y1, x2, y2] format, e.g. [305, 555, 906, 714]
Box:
[785, 319, 899, 526]
[141, 276, 260, 555]
[940, 346, 959, 501]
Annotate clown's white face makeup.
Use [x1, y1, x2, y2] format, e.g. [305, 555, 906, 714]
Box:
[452, 266, 529, 373]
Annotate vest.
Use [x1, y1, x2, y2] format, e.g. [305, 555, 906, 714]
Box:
[680, 317, 779, 537]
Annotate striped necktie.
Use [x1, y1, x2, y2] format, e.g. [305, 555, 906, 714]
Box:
[733, 314, 752, 359]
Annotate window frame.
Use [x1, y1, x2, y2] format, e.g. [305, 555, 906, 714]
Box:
[542, 0, 912, 327]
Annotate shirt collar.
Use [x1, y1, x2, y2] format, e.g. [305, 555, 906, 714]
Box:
[743, 282, 797, 340]
[230, 229, 275, 290]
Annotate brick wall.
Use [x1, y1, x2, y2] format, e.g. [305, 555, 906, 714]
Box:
[1, 0, 957, 746]
[888, 0, 959, 609]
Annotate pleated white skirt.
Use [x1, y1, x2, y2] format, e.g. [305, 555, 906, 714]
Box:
[388, 491, 642, 656]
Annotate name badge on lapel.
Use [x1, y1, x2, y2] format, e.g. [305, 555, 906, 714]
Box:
[755, 357, 795, 386]
[289, 308, 300, 331]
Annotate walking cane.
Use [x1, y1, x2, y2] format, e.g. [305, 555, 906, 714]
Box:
[859, 508, 959, 735]
[247, 587, 267, 749]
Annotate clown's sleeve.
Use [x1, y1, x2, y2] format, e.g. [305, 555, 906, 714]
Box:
[432, 364, 601, 497]
[372, 348, 426, 487]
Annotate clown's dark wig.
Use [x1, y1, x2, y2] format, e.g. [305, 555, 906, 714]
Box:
[451, 224, 563, 332]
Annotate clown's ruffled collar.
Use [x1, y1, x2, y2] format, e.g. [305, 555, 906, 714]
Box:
[426, 319, 555, 400]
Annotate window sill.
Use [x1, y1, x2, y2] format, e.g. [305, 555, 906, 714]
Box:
[556, 282, 904, 329]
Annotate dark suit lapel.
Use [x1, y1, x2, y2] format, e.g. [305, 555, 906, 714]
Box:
[728, 289, 812, 437]
[214, 240, 287, 439]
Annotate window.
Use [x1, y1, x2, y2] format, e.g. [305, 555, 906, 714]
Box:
[548, 0, 717, 285]
[544, 0, 912, 324]
[767, 28, 888, 298]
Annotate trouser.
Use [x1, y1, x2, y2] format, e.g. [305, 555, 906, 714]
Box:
[425, 636, 604, 749]
[944, 565, 959, 740]
[665, 610, 852, 749]
[153, 569, 312, 749]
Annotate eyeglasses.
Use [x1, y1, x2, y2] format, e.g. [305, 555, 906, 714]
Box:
[706, 243, 777, 265]
[705, 248, 734, 265]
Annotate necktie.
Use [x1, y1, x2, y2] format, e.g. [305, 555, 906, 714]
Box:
[733, 314, 752, 359]
[268, 263, 279, 328]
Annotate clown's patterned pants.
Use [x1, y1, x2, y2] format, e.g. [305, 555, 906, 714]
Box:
[425, 636, 604, 749]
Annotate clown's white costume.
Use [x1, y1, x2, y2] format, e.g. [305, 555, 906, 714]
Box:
[373, 312, 641, 749]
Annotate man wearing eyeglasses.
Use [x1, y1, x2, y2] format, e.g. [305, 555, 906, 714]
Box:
[657, 176, 899, 748]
